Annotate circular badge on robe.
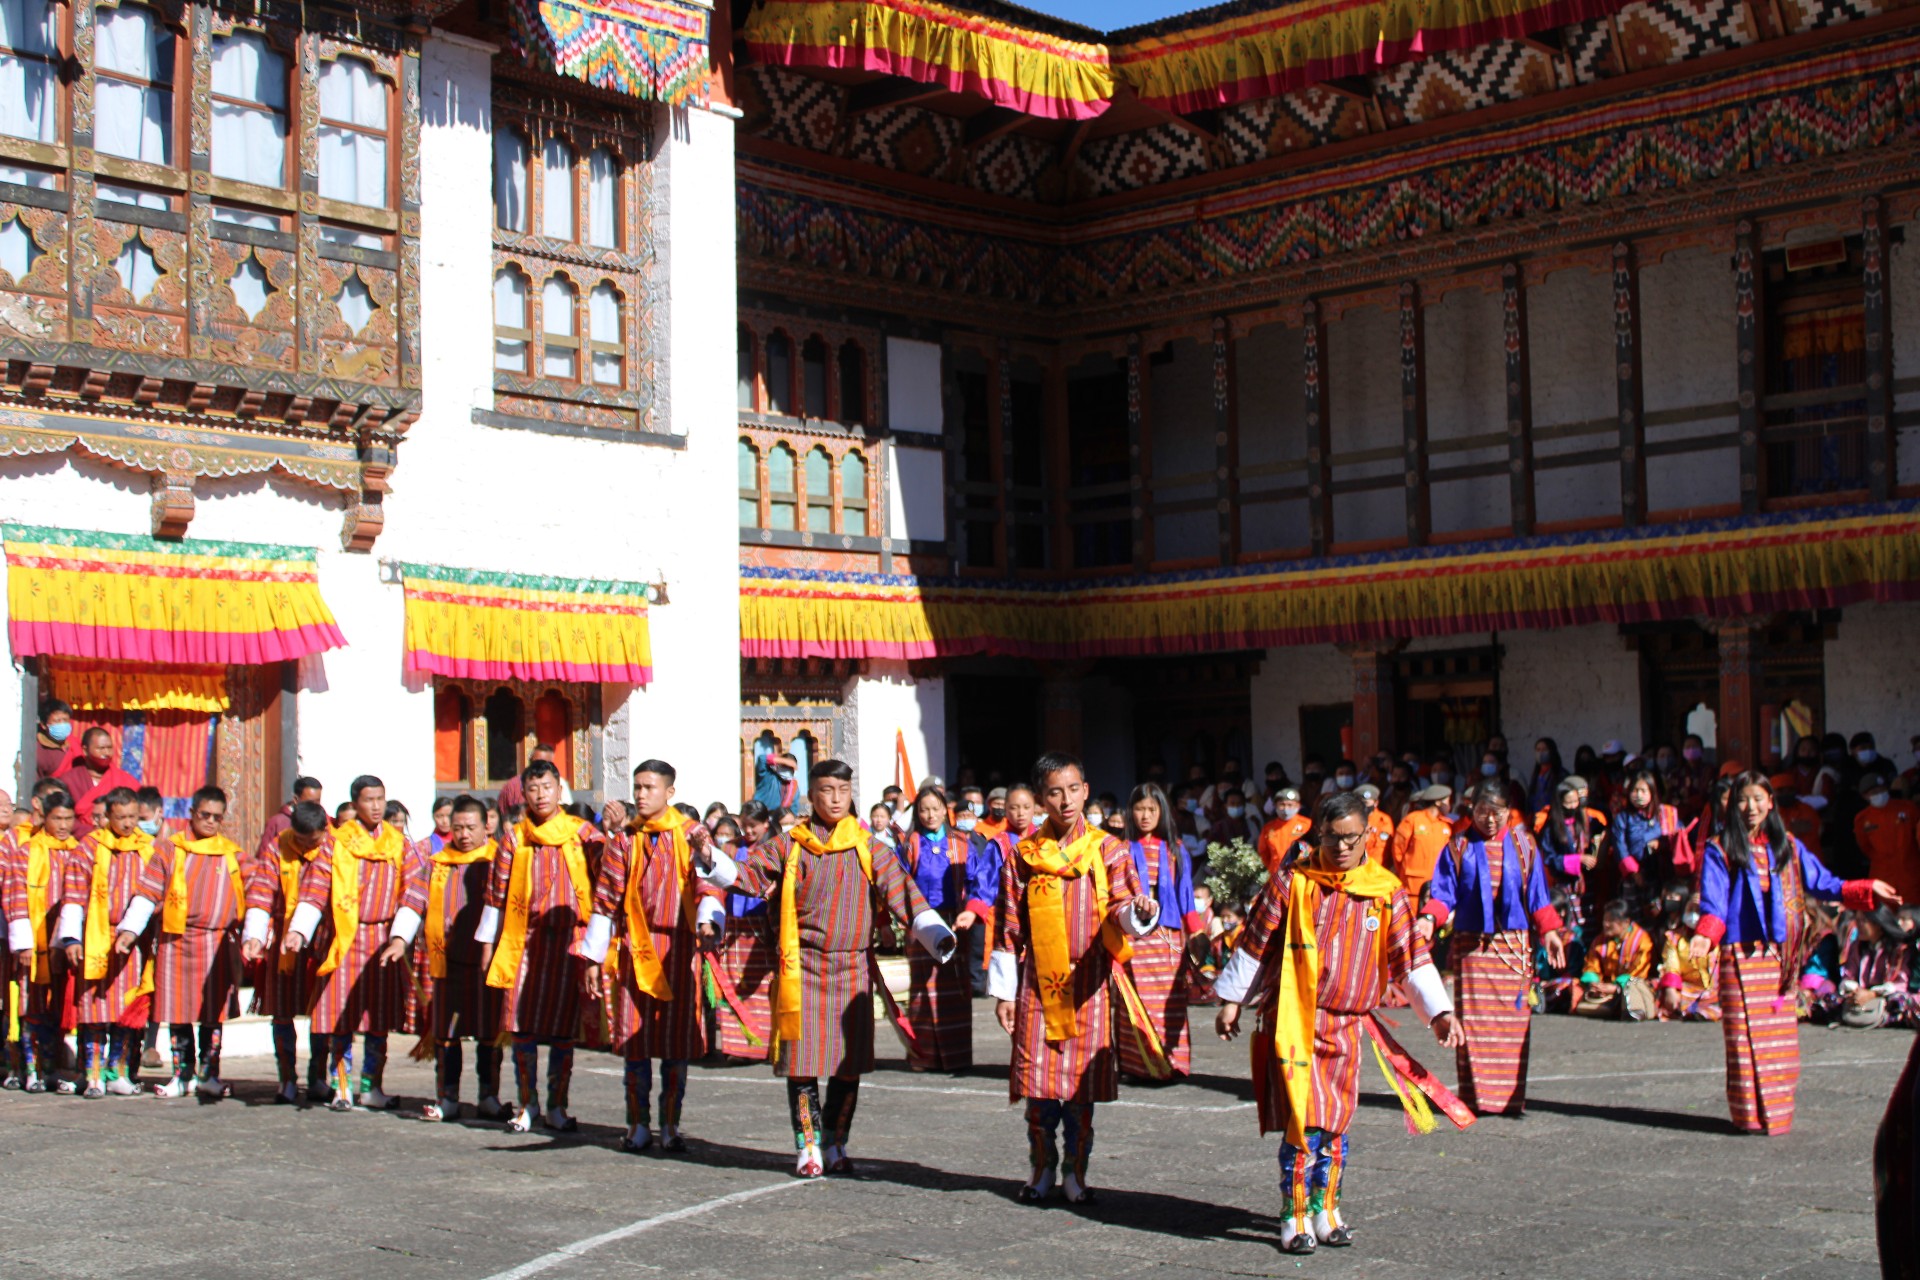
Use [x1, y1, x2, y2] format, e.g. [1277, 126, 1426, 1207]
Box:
[1364, 913, 1380, 932]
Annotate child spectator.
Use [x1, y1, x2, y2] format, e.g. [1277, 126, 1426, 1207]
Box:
[1656, 895, 1720, 1021]
[1572, 901, 1654, 1020]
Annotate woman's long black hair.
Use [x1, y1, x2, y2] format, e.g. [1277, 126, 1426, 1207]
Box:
[1125, 782, 1178, 846]
[1716, 771, 1792, 874]
[1539, 780, 1593, 858]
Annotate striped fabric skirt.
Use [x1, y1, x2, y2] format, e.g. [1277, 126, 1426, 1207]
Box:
[1253, 1005, 1365, 1137]
[72, 944, 147, 1025]
[307, 921, 409, 1036]
[609, 945, 707, 1062]
[1720, 947, 1799, 1135]
[1008, 955, 1117, 1105]
[251, 950, 314, 1021]
[1118, 926, 1191, 1080]
[426, 958, 500, 1044]
[715, 917, 774, 1060]
[1452, 932, 1534, 1116]
[774, 945, 872, 1081]
[905, 948, 972, 1072]
[152, 927, 241, 1025]
[26, 955, 75, 1029]
[498, 925, 583, 1042]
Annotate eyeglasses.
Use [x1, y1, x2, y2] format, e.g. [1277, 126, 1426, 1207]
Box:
[1324, 830, 1367, 850]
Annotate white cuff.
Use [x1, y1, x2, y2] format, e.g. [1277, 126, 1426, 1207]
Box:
[243, 907, 272, 946]
[696, 897, 725, 931]
[1803, 795, 1829, 811]
[55, 902, 83, 946]
[288, 901, 323, 942]
[7, 918, 32, 952]
[987, 949, 1019, 1002]
[698, 849, 737, 890]
[911, 908, 957, 963]
[474, 903, 502, 945]
[1213, 945, 1262, 1006]
[1119, 899, 1160, 937]
[581, 913, 612, 965]
[390, 907, 423, 946]
[1406, 961, 1453, 1025]
[117, 896, 155, 938]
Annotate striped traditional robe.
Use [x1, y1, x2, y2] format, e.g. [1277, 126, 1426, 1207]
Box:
[300, 837, 429, 1036]
[715, 908, 775, 1058]
[139, 835, 245, 1025]
[243, 829, 327, 1019]
[417, 849, 499, 1043]
[900, 830, 984, 1072]
[998, 830, 1145, 1105]
[0, 831, 18, 1032]
[62, 835, 151, 1025]
[1118, 837, 1197, 1081]
[1448, 839, 1535, 1117]
[595, 823, 718, 1061]
[19, 836, 83, 1024]
[732, 824, 930, 1079]
[485, 824, 602, 1041]
[1235, 863, 1429, 1136]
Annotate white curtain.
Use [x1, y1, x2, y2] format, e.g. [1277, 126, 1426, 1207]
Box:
[210, 32, 285, 186]
[229, 253, 269, 320]
[318, 224, 380, 249]
[95, 6, 173, 164]
[0, 0, 57, 143]
[211, 204, 277, 229]
[492, 269, 525, 371]
[589, 282, 620, 385]
[335, 272, 373, 335]
[587, 148, 617, 248]
[493, 129, 527, 232]
[317, 57, 386, 206]
[0, 214, 38, 279]
[97, 181, 167, 209]
[540, 137, 572, 240]
[0, 162, 55, 189]
[113, 233, 161, 300]
[541, 276, 574, 377]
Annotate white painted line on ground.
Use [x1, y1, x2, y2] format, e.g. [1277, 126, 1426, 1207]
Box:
[478, 1180, 813, 1280]
[584, 1067, 1255, 1112]
[1528, 1057, 1909, 1084]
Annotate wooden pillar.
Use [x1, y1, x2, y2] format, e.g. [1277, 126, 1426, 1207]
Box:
[1713, 620, 1764, 771]
[1400, 281, 1430, 547]
[1046, 355, 1071, 569]
[1305, 301, 1332, 557]
[1864, 195, 1894, 502]
[1040, 663, 1089, 758]
[1212, 315, 1238, 564]
[1734, 219, 1762, 515]
[1128, 334, 1153, 568]
[1503, 263, 1536, 536]
[1343, 644, 1400, 764]
[1613, 242, 1647, 527]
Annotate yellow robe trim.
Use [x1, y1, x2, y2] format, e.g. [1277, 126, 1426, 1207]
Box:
[624, 809, 696, 1002]
[25, 831, 77, 984]
[274, 831, 323, 974]
[83, 829, 152, 981]
[319, 821, 405, 978]
[162, 833, 244, 935]
[774, 817, 871, 1048]
[426, 841, 496, 980]
[1015, 821, 1124, 1043]
[485, 812, 591, 990]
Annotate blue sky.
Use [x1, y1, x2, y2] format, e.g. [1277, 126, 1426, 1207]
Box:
[1016, 0, 1205, 29]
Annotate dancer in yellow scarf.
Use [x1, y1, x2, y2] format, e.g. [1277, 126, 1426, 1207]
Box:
[417, 795, 505, 1123]
[990, 752, 1160, 1207]
[729, 758, 953, 1178]
[240, 801, 333, 1105]
[54, 788, 156, 1099]
[1214, 792, 1467, 1257]
[284, 776, 427, 1113]
[473, 760, 602, 1135]
[580, 760, 736, 1153]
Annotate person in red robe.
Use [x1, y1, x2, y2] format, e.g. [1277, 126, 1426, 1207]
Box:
[53, 729, 139, 840]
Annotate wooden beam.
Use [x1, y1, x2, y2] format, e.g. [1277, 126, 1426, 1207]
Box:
[1502, 262, 1536, 535]
[1305, 299, 1333, 557]
[1613, 241, 1647, 528]
[1056, 118, 1092, 172]
[1400, 280, 1430, 546]
[1734, 218, 1763, 514]
[847, 78, 947, 114]
[1212, 314, 1238, 564]
[964, 106, 1028, 149]
[1864, 194, 1894, 501]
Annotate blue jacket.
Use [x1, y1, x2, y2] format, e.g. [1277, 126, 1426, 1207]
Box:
[1698, 835, 1852, 946]
[1425, 828, 1560, 935]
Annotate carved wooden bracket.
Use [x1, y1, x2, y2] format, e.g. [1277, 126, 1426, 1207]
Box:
[150, 471, 195, 539]
[342, 492, 384, 554]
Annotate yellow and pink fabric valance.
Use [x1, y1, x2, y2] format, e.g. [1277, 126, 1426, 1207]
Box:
[43, 657, 231, 713]
[1109, 0, 1621, 114]
[3, 524, 344, 666]
[743, 0, 1115, 120]
[510, 0, 711, 108]
[741, 502, 1920, 660]
[400, 562, 654, 685]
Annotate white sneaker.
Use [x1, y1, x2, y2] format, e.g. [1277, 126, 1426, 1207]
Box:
[477, 1095, 506, 1120]
[622, 1123, 652, 1152]
[54, 1077, 77, 1095]
[795, 1143, 824, 1178]
[106, 1077, 138, 1097]
[358, 1087, 396, 1110]
[195, 1076, 226, 1100]
[509, 1104, 538, 1133]
[152, 1078, 188, 1098]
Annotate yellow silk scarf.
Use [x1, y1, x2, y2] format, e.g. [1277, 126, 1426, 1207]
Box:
[1016, 822, 1124, 1043]
[273, 831, 323, 974]
[162, 833, 244, 935]
[624, 809, 696, 1002]
[25, 831, 76, 984]
[774, 817, 871, 1046]
[485, 812, 591, 990]
[1271, 852, 1402, 1149]
[320, 821, 406, 977]
[83, 829, 153, 980]
[426, 840, 496, 980]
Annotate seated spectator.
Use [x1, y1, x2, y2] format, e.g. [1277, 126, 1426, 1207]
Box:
[1573, 901, 1654, 1021]
[1811, 907, 1916, 1030]
[1657, 895, 1720, 1022]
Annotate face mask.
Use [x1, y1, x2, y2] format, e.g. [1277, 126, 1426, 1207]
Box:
[968, 802, 985, 817]
[1536, 751, 1551, 765]
[772, 767, 794, 782]
[1858, 749, 1879, 765]
[1183, 798, 1200, 813]
[955, 813, 978, 831]
[1226, 805, 1245, 819]
[1480, 762, 1499, 778]
[1085, 812, 1104, 829]
[1683, 747, 1702, 763]
[137, 819, 160, 836]
[1871, 792, 1891, 809]
[1334, 774, 1355, 790]
[1434, 770, 1452, 786]
[989, 806, 1005, 820]
[46, 722, 70, 743]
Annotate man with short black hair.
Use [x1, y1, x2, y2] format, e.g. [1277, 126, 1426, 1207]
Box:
[56, 787, 155, 1097]
[242, 800, 333, 1103]
[261, 776, 325, 848]
[11, 789, 80, 1091]
[417, 794, 504, 1121]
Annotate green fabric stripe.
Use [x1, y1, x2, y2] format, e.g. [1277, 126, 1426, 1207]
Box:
[398, 561, 653, 598]
[2, 522, 322, 564]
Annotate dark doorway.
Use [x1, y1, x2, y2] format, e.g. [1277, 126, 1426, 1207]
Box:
[950, 670, 1042, 792]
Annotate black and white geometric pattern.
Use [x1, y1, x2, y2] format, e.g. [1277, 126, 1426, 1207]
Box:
[844, 105, 964, 181]
[1374, 40, 1559, 126]
[1562, 18, 1619, 85]
[1075, 123, 1210, 197]
[968, 133, 1055, 201]
[1612, 0, 1754, 73]
[1778, 0, 1883, 33]
[1219, 87, 1369, 165]
[748, 65, 844, 151]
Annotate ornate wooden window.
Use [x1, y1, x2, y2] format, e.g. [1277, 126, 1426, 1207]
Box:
[588, 281, 621, 386]
[315, 53, 388, 209]
[838, 340, 865, 426]
[765, 329, 793, 415]
[587, 146, 619, 249]
[736, 322, 756, 410]
[94, 3, 177, 167]
[433, 678, 592, 797]
[841, 449, 869, 535]
[767, 442, 797, 530]
[540, 272, 577, 380]
[492, 126, 528, 232]
[0, 0, 61, 146]
[208, 30, 287, 189]
[738, 437, 761, 527]
[804, 444, 831, 533]
[539, 135, 572, 240]
[493, 265, 529, 372]
[736, 310, 880, 435]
